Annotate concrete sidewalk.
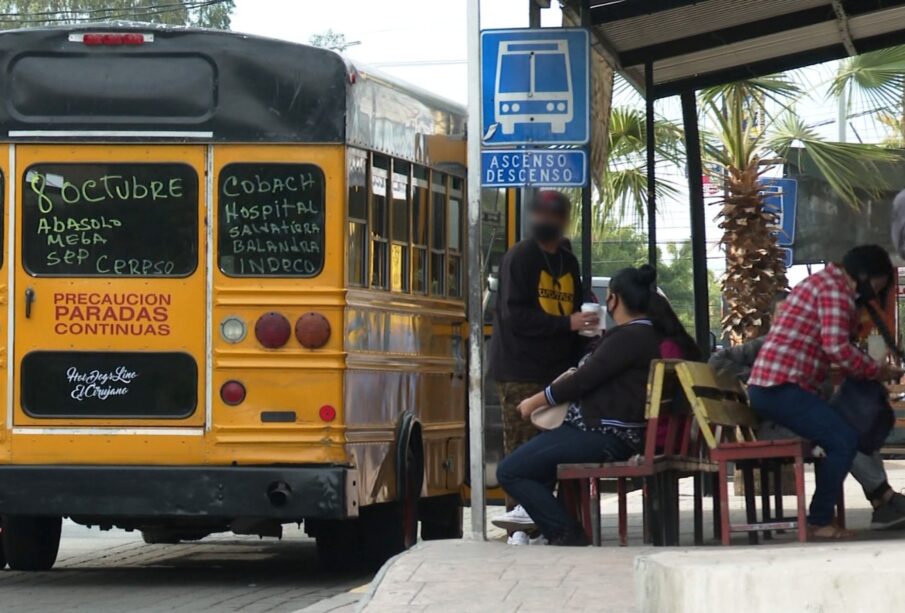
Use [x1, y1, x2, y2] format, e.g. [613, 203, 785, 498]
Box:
[357, 461, 905, 612]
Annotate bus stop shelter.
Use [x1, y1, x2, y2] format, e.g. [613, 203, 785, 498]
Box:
[465, 0, 905, 538]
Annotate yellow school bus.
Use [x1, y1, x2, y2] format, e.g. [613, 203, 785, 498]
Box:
[0, 24, 469, 570]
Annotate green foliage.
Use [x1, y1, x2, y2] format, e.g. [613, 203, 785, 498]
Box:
[0, 1, 235, 29]
[573, 221, 721, 338]
[309, 29, 355, 52]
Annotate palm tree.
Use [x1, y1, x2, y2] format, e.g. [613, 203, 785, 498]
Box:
[700, 76, 896, 343]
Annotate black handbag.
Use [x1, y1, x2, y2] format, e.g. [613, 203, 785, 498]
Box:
[829, 301, 901, 454]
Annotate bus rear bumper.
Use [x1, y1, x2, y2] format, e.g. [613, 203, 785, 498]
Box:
[0, 465, 360, 520]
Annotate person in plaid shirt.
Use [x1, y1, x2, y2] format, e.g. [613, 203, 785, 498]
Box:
[748, 245, 903, 539]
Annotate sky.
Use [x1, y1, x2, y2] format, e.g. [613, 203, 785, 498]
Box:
[232, 0, 562, 103]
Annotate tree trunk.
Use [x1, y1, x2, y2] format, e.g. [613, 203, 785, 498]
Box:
[718, 160, 789, 344]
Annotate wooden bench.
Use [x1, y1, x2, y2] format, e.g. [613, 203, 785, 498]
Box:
[676, 361, 845, 545]
[557, 360, 718, 546]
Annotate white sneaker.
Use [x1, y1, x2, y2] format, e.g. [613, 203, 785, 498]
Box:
[507, 531, 529, 546]
[529, 534, 548, 546]
[492, 504, 537, 531]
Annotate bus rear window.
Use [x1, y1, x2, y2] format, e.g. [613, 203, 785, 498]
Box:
[22, 163, 198, 277]
[218, 163, 325, 277]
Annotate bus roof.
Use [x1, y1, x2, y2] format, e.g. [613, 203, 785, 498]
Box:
[0, 22, 466, 165]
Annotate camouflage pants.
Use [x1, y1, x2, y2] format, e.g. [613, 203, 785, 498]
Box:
[497, 381, 545, 510]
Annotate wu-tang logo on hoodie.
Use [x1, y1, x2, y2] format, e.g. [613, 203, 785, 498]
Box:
[537, 271, 575, 316]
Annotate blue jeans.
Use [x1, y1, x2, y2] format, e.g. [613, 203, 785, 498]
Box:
[748, 384, 858, 526]
[496, 422, 637, 539]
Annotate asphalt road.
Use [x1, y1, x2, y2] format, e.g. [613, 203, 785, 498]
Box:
[0, 520, 371, 613]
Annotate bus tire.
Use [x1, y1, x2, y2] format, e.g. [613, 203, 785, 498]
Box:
[420, 494, 463, 540]
[3, 515, 62, 571]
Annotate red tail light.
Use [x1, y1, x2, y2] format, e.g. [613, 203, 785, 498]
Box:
[220, 381, 246, 406]
[319, 405, 337, 422]
[255, 312, 291, 349]
[296, 312, 331, 349]
[74, 32, 151, 46]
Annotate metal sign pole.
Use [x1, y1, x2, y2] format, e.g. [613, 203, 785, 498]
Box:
[466, 0, 486, 541]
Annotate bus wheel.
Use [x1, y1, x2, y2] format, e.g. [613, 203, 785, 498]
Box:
[420, 494, 463, 540]
[3, 515, 62, 571]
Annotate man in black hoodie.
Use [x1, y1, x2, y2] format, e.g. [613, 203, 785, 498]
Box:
[489, 190, 596, 533]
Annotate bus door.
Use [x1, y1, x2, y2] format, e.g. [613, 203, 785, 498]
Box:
[12, 145, 207, 431]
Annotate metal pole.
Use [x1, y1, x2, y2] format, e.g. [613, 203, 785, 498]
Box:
[519, 0, 542, 241]
[579, 0, 592, 295]
[680, 90, 711, 357]
[465, 0, 486, 541]
[645, 61, 657, 268]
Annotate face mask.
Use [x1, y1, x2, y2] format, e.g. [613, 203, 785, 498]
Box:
[530, 222, 562, 243]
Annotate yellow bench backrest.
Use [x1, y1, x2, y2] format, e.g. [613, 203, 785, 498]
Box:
[675, 360, 758, 449]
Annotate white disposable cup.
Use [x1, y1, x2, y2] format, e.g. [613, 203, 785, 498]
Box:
[579, 303, 602, 337]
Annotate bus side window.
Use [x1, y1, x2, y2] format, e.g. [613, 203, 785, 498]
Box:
[370, 155, 389, 289]
[430, 172, 448, 297]
[348, 150, 368, 287]
[448, 177, 464, 299]
[390, 159, 410, 292]
[412, 166, 429, 294]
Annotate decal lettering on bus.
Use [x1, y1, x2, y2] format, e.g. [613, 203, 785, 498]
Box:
[218, 163, 326, 277]
[22, 163, 199, 277]
[52, 292, 172, 337]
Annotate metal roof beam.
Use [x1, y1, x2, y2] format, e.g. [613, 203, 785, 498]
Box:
[832, 0, 858, 55]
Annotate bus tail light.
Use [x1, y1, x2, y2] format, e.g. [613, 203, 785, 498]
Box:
[72, 32, 152, 46]
[255, 312, 291, 349]
[296, 312, 331, 349]
[220, 381, 246, 406]
[319, 405, 337, 422]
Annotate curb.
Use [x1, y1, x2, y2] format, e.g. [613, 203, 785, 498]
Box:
[354, 543, 423, 612]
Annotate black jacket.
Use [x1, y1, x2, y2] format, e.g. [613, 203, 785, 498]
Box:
[489, 239, 583, 383]
[549, 321, 661, 424]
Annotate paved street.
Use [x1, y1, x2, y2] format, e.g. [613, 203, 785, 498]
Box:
[0, 521, 370, 613]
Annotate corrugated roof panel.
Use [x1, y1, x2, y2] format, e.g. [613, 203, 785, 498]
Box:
[597, 0, 829, 50]
[651, 20, 839, 85]
[849, 5, 905, 39]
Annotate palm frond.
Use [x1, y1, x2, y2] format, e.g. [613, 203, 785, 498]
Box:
[828, 45, 905, 113]
[766, 113, 897, 208]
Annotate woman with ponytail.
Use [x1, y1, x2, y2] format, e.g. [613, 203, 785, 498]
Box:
[497, 265, 663, 546]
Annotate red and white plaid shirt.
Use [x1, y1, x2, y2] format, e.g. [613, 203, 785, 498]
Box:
[748, 264, 879, 391]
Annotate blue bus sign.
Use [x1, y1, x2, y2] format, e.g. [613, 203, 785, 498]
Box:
[480, 29, 589, 146]
[481, 150, 586, 187]
[760, 178, 797, 247]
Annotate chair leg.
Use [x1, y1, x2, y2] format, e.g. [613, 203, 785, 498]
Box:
[642, 480, 651, 544]
[617, 478, 627, 547]
[693, 472, 704, 546]
[793, 458, 808, 543]
[663, 472, 680, 546]
[718, 461, 731, 545]
[590, 478, 601, 547]
[578, 478, 592, 542]
[712, 472, 722, 541]
[760, 464, 772, 540]
[773, 463, 785, 530]
[742, 463, 758, 545]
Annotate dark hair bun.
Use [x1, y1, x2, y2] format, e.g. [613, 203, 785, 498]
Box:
[638, 264, 657, 287]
